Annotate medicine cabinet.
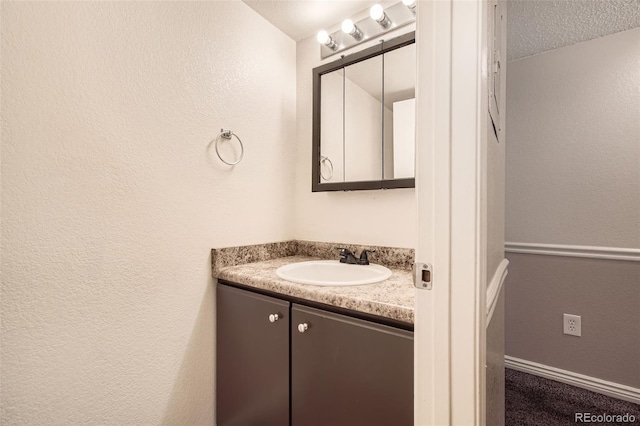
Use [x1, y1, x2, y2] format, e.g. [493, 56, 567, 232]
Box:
[312, 32, 416, 192]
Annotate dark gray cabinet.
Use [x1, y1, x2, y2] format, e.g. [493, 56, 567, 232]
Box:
[216, 284, 289, 426]
[292, 304, 413, 426]
[217, 283, 413, 426]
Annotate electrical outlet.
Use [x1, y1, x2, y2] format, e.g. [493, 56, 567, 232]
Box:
[563, 314, 581, 337]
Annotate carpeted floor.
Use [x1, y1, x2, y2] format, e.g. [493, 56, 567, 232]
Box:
[505, 368, 640, 425]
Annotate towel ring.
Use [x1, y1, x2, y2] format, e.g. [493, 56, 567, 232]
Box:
[320, 156, 333, 181]
[215, 128, 244, 165]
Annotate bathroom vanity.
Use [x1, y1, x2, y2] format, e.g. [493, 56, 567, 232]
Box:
[217, 283, 412, 426]
[213, 241, 415, 426]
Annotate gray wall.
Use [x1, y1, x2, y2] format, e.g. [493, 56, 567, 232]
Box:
[505, 254, 639, 387]
[506, 28, 640, 248]
[505, 27, 640, 387]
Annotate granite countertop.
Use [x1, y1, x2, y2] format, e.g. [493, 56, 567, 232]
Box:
[215, 254, 415, 324]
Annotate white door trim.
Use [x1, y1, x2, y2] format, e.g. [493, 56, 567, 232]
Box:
[414, 0, 488, 424]
[414, 0, 453, 423]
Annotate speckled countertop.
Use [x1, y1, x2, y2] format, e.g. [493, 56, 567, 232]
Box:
[212, 241, 415, 324]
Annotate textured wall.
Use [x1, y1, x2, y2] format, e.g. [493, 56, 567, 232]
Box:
[506, 28, 640, 248]
[505, 28, 640, 386]
[294, 26, 416, 248]
[1, 2, 295, 424]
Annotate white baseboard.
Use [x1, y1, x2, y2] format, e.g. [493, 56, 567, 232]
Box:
[505, 356, 640, 405]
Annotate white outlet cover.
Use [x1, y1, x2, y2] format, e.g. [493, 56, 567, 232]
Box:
[563, 313, 582, 337]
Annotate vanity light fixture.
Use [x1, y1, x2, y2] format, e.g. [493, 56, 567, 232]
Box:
[370, 4, 392, 28]
[317, 30, 339, 50]
[316, 1, 416, 59]
[341, 19, 363, 40]
[402, 0, 417, 13]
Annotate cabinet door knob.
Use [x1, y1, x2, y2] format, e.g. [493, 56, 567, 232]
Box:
[268, 313, 280, 323]
[297, 323, 309, 333]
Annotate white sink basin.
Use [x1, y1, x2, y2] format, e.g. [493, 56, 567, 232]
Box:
[276, 260, 392, 286]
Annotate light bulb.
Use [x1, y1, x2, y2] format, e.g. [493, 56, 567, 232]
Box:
[341, 19, 355, 34]
[341, 19, 363, 40]
[316, 30, 338, 50]
[370, 4, 391, 27]
[317, 30, 330, 44]
[370, 4, 384, 21]
[402, 0, 417, 11]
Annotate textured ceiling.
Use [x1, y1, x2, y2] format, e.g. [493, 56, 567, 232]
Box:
[243, 1, 640, 60]
[507, 0, 640, 61]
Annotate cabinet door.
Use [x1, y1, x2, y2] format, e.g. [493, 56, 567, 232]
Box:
[292, 304, 413, 426]
[217, 284, 289, 426]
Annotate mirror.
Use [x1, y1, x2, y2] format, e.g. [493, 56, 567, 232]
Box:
[384, 42, 416, 180]
[344, 55, 383, 182]
[320, 68, 345, 182]
[312, 32, 415, 192]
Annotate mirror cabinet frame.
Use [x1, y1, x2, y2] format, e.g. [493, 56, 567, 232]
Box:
[312, 31, 416, 192]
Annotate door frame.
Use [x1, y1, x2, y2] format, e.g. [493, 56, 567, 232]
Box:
[414, 0, 489, 424]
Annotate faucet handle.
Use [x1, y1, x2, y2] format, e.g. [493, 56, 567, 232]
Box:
[358, 249, 376, 265]
[336, 247, 357, 264]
